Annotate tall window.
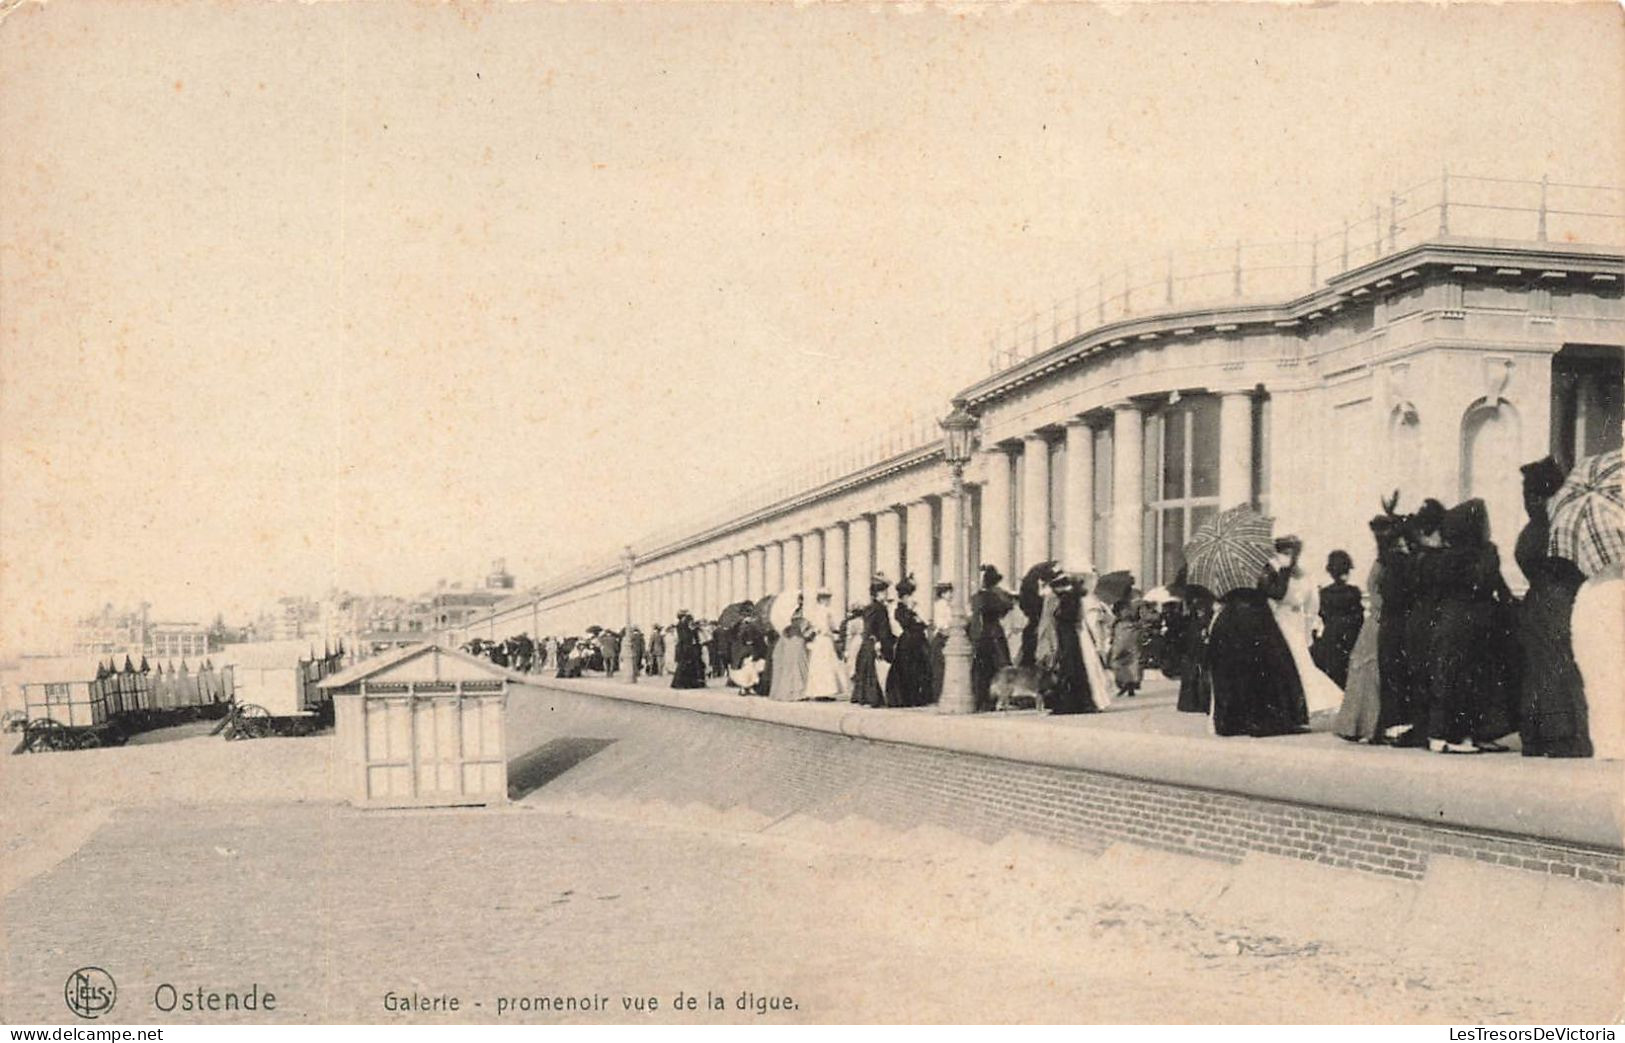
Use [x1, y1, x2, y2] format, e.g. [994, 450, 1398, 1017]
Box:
[1142, 396, 1222, 587]
[1551, 345, 1623, 467]
[1091, 426, 1113, 569]
[1048, 439, 1066, 563]
[1010, 451, 1025, 567]
[1251, 392, 1271, 515]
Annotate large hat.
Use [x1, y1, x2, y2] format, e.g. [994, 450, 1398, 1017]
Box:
[1413, 499, 1447, 536]
[869, 573, 892, 595]
[980, 564, 1003, 587]
[1521, 456, 1567, 500]
[896, 575, 917, 597]
[815, 587, 833, 600]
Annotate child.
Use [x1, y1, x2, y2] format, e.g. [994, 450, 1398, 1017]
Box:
[1110, 598, 1144, 698]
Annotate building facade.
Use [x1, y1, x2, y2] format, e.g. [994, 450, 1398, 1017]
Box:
[457, 180, 1623, 644]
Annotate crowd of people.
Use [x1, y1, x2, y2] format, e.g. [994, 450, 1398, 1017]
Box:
[460, 450, 1619, 760]
[1174, 454, 1621, 758]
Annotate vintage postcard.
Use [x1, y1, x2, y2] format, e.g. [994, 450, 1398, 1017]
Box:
[1, 0, 1622, 1028]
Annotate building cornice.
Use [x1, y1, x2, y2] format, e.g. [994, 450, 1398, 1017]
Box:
[956, 237, 1623, 411]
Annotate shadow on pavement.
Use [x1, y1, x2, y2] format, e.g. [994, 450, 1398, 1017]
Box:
[507, 737, 617, 800]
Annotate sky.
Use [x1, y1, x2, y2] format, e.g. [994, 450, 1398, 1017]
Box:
[2, 0, 1622, 652]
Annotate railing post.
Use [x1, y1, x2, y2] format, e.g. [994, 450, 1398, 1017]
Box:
[1097, 274, 1105, 324]
[1538, 173, 1549, 241]
[1123, 264, 1132, 315]
[1165, 252, 1174, 305]
[1073, 287, 1082, 337]
[1233, 240, 1243, 297]
[1438, 166, 1450, 236]
[1310, 237, 1318, 288]
[1389, 194, 1400, 250]
[1373, 204, 1382, 261]
[1029, 309, 1039, 356]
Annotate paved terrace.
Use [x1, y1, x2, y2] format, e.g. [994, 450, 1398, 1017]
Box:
[533, 671, 1624, 857]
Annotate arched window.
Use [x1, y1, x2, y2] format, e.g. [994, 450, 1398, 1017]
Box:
[1141, 395, 1222, 586]
[1460, 399, 1523, 552]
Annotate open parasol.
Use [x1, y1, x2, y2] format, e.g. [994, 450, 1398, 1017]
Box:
[769, 589, 804, 632]
[1548, 448, 1624, 577]
[1094, 570, 1136, 605]
[716, 600, 757, 631]
[1182, 504, 1275, 598]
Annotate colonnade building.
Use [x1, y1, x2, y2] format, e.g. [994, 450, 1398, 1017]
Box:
[458, 176, 1623, 643]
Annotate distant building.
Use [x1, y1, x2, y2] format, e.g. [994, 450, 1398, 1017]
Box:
[70, 603, 213, 661]
[485, 558, 515, 591]
[147, 621, 210, 660]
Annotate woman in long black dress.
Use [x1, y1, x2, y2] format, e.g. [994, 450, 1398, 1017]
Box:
[970, 565, 1014, 712]
[670, 611, 708, 689]
[1425, 499, 1511, 753]
[1515, 458, 1591, 757]
[1395, 499, 1447, 744]
[886, 576, 934, 707]
[850, 577, 894, 707]
[1048, 573, 1100, 715]
[1312, 549, 1365, 688]
[1175, 593, 1214, 714]
[1207, 563, 1308, 737]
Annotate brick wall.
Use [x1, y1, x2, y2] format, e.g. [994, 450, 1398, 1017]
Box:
[509, 687, 1625, 887]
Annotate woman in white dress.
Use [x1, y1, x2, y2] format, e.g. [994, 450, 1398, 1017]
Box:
[1269, 537, 1345, 715]
[1074, 571, 1113, 709]
[802, 589, 847, 700]
[1572, 563, 1623, 759]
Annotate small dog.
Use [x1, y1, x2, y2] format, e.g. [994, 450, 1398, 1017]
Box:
[990, 665, 1046, 712]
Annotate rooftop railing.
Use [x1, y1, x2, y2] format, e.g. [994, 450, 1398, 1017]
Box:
[542, 171, 1624, 593]
[982, 171, 1625, 372]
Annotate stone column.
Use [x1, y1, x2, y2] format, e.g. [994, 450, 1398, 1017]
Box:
[734, 552, 750, 602]
[874, 506, 903, 584]
[718, 556, 734, 607]
[1218, 391, 1254, 511]
[1020, 433, 1052, 573]
[940, 494, 963, 599]
[1111, 402, 1145, 575]
[1063, 417, 1095, 570]
[824, 523, 848, 611]
[848, 515, 873, 599]
[905, 499, 934, 590]
[747, 547, 766, 600]
[706, 560, 721, 617]
[980, 446, 1014, 583]
[802, 528, 824, 591]
[765, 542, 784, 594]
[783, 536, 803, 594]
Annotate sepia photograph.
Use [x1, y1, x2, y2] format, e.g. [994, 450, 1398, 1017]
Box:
[1, 0, 1622, 1028]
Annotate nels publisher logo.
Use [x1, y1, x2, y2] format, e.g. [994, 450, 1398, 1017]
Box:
[64, 966, 117, 1020]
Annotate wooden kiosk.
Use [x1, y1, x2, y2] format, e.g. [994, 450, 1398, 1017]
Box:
[318, 643, 515, 808]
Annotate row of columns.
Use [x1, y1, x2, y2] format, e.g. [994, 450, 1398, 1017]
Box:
[977, 391, 1256, 583]
[624, 500, 957, 625]
[595, 388, 1261, 634]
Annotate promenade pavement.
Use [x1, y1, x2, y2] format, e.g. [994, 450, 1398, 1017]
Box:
[1, 677, 1619, 1023]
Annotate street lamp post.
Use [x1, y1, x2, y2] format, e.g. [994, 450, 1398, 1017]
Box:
[619, 545, 638, 683]
[937, 400, 981, 714]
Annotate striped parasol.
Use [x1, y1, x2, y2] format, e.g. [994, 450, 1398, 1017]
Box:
[1548, 448, 1624, 578]
[1182, 504, 1275, 598]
